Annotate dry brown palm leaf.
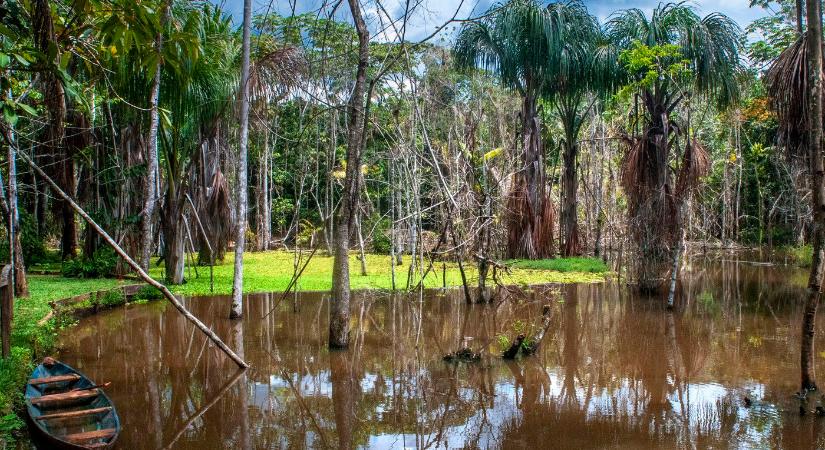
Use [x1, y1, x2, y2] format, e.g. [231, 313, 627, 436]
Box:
[505, 178, 534, 259]
[202, 170, 232, 262]
[675, 138, 710, 199]
[249, 46, 306, 104]
[505, 175, 555, 259]
[766, 35, 809, 156]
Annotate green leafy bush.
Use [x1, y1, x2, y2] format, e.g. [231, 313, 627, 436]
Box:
[782, 244, 813, 268]
[364, 215, 392, 255]
[133, 285, 163, 301]
[62, 247, 118, 278]
[0, 347, 32, 444]
[99, 289, 125, 307]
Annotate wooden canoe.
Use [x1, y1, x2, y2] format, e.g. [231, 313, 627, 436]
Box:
[25, 358, 120, 450]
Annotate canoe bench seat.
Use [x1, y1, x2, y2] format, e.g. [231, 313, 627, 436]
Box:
[28, 374, 81, 386]
[29, 390, 99, 407]
[64, 427, 116, 443]
[36, 406, 113, 422]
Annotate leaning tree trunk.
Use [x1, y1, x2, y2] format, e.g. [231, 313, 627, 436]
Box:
[506, 93, 553, 259]
[560, 138, 581, 257]
[329, 0, 369, 349]
[801, 0, 825, 392]
[230, 0, 253, 319]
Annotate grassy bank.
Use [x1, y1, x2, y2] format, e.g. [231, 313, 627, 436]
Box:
[1, 251, 607, 444]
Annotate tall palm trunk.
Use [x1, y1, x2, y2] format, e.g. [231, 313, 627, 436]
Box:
[141, 6, 168, 270]
[163, 190, 186, 284]
[560, 139, 580, 256]
[801, 0, 825, 392]
[507, 93, 553, 259]
[230, 0, 253, 319]
[329, 0, 369, 348]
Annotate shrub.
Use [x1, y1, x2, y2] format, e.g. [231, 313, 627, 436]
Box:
[133, 285, 163, 301]
[369, 217, 392, 254]
[0, 347, 32, 444]
[99, 289, 125, 308]
[62, 247, 118, 278]
[783, 244, 813, 268]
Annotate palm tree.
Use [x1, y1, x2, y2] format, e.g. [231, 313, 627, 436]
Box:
[157, 4, 239, 284]
[455, 0, 595, 259]
[541, 2, 617, 256]
[608, 2, 742, 292]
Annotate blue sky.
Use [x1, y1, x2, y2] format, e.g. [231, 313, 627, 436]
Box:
[213, 0, 771, 42]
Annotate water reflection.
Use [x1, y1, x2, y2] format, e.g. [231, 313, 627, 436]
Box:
[58, 256, 825, 449]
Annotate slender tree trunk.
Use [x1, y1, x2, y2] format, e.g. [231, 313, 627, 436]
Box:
[330, 0, 369, 348]
[230, 0, 253, 319]
[59, 158, 77, 259]
[560, 139, 580, 256]
[258, 127, 271, 251]
[801, 0, 825, 392]
[1, 125, 27, 296]
[356, 212, 367, 276]
[141, 4, 168, 270]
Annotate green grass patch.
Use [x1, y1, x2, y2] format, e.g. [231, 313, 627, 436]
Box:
[506, 257, 609, 274]
[147, 251, 607, 296]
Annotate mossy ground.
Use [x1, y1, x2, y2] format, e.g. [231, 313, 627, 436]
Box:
[2, 251, 607, 444]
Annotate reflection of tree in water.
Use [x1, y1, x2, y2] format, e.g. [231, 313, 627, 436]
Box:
[55, 258, 825, 448]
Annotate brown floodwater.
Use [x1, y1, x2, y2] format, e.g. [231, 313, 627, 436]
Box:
[56, 254, 825, 449]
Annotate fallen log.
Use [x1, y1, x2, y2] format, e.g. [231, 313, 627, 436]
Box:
[502, 304, 552, 359]
[20, 151, 248, 369]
